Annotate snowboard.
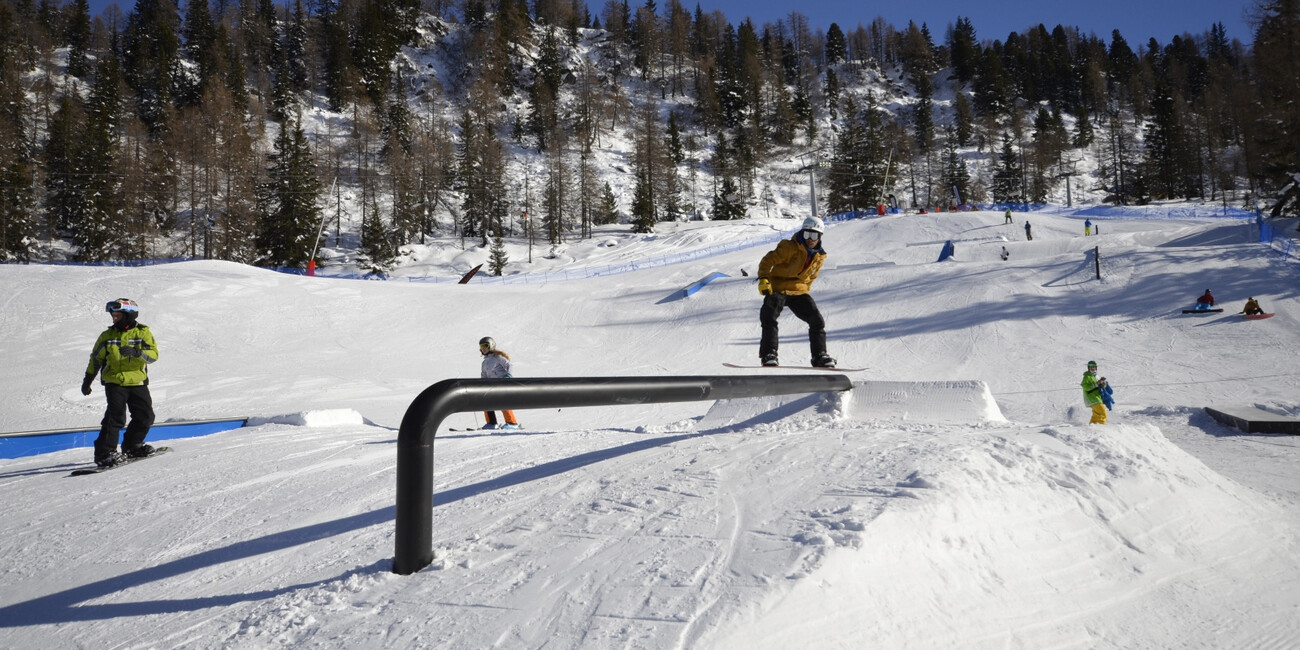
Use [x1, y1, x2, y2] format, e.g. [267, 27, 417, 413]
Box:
[1243, 313, 1274, 320]
[1181, 308, 1224, 314]
[69, 446, 172, 476]
[723, 363, 866, 372]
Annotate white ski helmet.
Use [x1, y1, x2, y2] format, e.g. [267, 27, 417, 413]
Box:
[801, 216, 825, 234]
[106, 298, 139, 314]
[479, 336, 496, 352]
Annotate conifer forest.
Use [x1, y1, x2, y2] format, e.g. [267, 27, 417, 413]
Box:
[0, 0, 1296, 269]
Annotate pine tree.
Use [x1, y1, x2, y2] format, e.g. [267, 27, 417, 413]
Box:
[255, 115, 322, 268]
[991, 133, 1023, 202]
[64, 0, 91, 78]
[72, 56, 128, 261]
[1251, 0, 1300, 178]
[0, 42, 35, 261]
[711, 177, 745, 220]
[941, 126, 971, 206]
[358, 200, 396, 274]
[488, 233, 508, 275]
[825, 23, 846, 65]
[596, 182, 619, 225]
[121, 0, 180, 131]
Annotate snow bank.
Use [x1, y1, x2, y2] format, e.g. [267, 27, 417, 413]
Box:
[247, 409, 365, 428]
[703, 423, 1296, 648]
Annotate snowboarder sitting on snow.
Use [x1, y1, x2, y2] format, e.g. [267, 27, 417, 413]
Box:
[1081, 360, 1108, 424]
[1194, 289, 1215, 311]
[81, 298, 159, 467]
[757, 216, 835, 368]
[1000, 246, 1009, 261]
[479, 337, 520, 430]
[1241, 297, 1264, 315]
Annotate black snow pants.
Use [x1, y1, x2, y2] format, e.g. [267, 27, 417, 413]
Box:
[759, 292, 827, 361]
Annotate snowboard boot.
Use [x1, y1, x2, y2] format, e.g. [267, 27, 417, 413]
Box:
[95, 451, 125, 468]
[124, 444, 156, 458]
[811, 354, 837, 368]
[500, 423, 521, 430]
[761, 352, 779, 367]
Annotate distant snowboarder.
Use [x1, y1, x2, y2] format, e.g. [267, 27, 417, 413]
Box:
[1004, 209, 1013, 224]
[1000, 246, 1009, 261]
[1084, 219, 1093, 236]
[1024, 221, 1033, 241]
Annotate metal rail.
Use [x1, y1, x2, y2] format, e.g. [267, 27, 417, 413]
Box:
[394, 374, 852, 575]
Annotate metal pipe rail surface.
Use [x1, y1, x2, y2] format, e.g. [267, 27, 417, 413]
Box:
[394, 374, 853, 575]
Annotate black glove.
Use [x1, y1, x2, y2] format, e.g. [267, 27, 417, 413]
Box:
[81, 375, 93, 396]
[121, 346, 142, 358]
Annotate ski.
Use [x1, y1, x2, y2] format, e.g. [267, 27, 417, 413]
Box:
[69, 446, 172, 476]
[723, 363, 866, 372]
[1181, 309, 1224, 314]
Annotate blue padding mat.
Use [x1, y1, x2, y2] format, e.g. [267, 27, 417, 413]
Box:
[0, 419, 248, 459]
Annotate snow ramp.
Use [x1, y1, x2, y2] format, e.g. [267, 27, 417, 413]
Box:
[696, 379, 1004, 430]
[845, 380, 1006, 424]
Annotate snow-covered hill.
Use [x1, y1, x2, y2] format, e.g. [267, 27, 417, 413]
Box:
[2, 207, 1298, 648]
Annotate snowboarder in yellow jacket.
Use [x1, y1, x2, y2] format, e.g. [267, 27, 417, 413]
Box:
[82, 298, 159, 467]
[757, 217, 835, 368]
[1081, 360, 1107, 424]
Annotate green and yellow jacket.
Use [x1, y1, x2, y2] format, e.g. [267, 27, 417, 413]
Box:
[85, 323, 159, 387]
[759, 233, 826, 296]
[1081, 371, 1103, 406]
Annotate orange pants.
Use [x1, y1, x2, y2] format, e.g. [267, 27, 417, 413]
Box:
[484, 410, 518, 426]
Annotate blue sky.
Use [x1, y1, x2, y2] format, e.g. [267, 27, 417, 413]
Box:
[695, 0, 1256, 45]
[86, 0, 1256, 46]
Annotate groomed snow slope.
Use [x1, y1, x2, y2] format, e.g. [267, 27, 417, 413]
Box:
[2, 208, 1299, 649]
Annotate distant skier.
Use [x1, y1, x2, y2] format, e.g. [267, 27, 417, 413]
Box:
[479, 337, 520, 430]
[1241, 297, 1265, 315]
[1024, 221, 1033, 241]
[1194, 289, 1215, 311]
[81, 299, 159, 467]
[1081, 360, 1108, 424]
[1084, 219, 1093, 236]
[1004, 209, 1013, 224]
[757, 216, 835, 368]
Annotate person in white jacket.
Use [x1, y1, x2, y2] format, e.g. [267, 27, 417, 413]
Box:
[479, 337, 520, 430]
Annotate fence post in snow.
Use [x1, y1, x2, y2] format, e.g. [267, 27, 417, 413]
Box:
[1094, 246, 1101, 280]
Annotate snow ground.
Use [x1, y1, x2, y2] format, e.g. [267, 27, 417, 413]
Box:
[2, 207, 1299, 649]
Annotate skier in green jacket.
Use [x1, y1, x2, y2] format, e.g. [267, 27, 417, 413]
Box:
[1081, 360, 1107, 424]
[82, 298, 160, 467]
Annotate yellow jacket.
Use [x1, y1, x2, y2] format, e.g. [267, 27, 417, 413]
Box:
[759, 233, 826, 295]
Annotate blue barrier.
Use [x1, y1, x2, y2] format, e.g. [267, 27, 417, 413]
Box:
[681, 272, 730, 298]
[0, 418, 248, 459]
